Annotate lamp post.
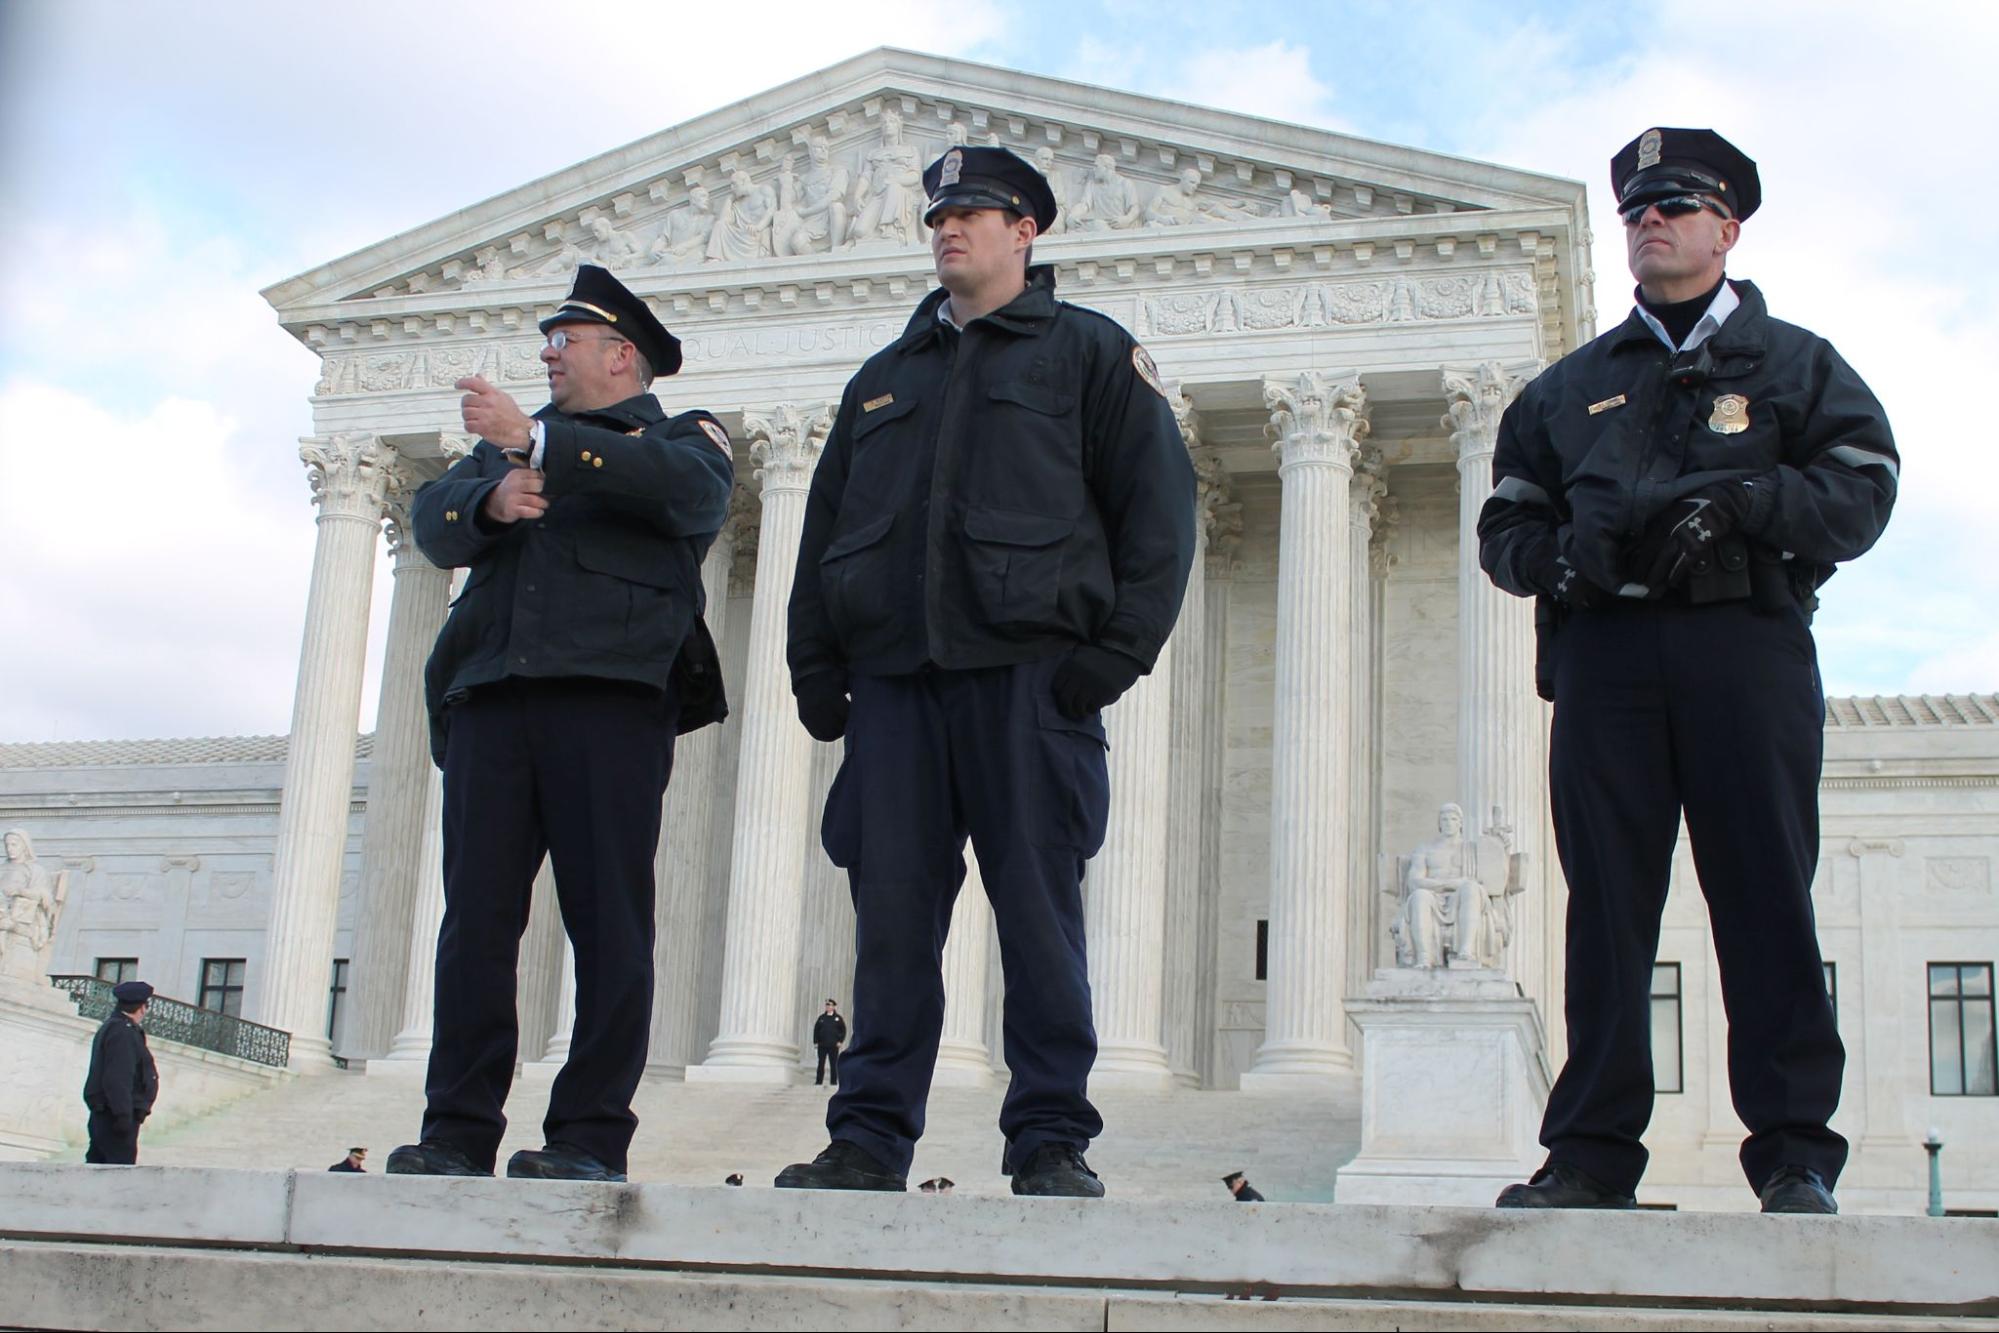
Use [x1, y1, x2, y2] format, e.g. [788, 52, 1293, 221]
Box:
[1923, 1128, 1944, 1218]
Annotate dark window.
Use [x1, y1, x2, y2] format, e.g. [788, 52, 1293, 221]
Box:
[94, 957, 140, 986]
[1651, 963, 1684, 1094]
[1255, 920, 1268, 982]
[1928, 963, 1997, 1096]
[326, 958, 350, 1042]
[198, 958, 246, 1018]
[1823, 961, 1838, 1029]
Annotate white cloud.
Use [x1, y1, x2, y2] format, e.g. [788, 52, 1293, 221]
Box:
[1179, 40, 1347, 129]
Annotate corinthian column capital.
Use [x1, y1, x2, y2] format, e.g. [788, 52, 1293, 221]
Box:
[1264, 372, 1369, 471]
[1441, 362, 1540, 462]
[300, 433, 401, 521]
[1350, 447, 1388, 531]
[1164, 379, 1202, 450]
[745, 403, 833, 496]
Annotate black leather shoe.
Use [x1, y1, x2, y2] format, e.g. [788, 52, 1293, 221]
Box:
[507, 1144, 626, 1182]
[774, 1140, 906, 1191]
[1494, 1162, 1635, 1209]
[384, 1140, 491, 1177]
[1011, 1145, 1105, 1198]
[1759, 1165, 1837, 1214]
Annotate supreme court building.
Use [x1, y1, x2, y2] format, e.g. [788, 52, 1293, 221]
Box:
[6, 51, 1994, 1211]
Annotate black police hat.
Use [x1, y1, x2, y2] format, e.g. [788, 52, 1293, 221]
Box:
[112, 980, 153, 1006]
[1611, 127, 1760, 221]
[1221, 1170, 1246, 1185]
[539, 264, 682, 378]
[922, 146, 1058, 233]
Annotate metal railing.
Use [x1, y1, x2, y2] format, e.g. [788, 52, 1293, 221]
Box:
[49, 975, 292, 1069]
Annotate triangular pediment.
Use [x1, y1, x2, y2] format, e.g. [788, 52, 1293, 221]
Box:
[263, 48, 1585, 320]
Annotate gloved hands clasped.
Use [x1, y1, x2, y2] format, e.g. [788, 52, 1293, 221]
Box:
[1627, 477, 1763, 594]
[1050, 645, 1145, 719]
[794, 670, 851, 742]
[1533, 547, 1612, 611]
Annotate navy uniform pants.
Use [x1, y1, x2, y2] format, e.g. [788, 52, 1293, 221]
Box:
[1543, 599, 1846, 1196]
[422, 676, 676, 1175]
[823, 659, 1110, 1177]
[84, 1112, 138, 1165]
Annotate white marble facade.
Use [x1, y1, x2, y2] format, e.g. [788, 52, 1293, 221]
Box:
[4, 52, 1994, 1210]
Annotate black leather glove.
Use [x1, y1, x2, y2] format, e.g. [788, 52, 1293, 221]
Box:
[1050, 645, 1145, 719]
[794, 670, 850, 742]
[1629, 478, 1760, 592]
[1532, 548, 1612, 611]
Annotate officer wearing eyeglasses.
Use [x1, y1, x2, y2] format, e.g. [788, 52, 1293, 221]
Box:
[1479, 128, 1897, 1214]
[387, 264, 735, 1184]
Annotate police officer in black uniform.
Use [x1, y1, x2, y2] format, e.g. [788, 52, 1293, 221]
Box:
[1480, 129, 1898, 1214]
[386, 265, 734, 1183]
[83, 979, 159, 1164]
[813, 998, 847, 1086]
[777, 146, 1195, 1197]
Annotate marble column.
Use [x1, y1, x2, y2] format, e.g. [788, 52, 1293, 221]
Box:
[794, 737, 856, 1071]
[934, 855, 994, 1086]
[1085, 638, 1175, 1088]
[1345, 454, 1387, 1007]
[1445, 362, 1543, 982]
[257, 433, 400, 1069]
[378, 759, 445, 1065]
[514, 863, 564, 1060]
[532, 940, 578, 1069]
[343, 453, 458, 1061]
[1244, 372, 1368, 1089]
[646, 490, 748, 1077]
[1193, 502, 1241, 1090]
[689, 403, 831, 1083]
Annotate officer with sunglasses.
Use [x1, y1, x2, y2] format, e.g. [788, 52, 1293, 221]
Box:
[1479, 129, 1897, 1214]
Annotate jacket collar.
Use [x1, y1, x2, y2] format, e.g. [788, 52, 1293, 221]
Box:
[1609, 278, 1767, 357]
[535, 393, 665, 430]
[895, 265, 1059, 353]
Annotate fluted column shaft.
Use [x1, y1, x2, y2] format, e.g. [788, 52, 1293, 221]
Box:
[258, 434, 399, 1068]
[1085, 640, 1175, 1087]
[1245, 373, 1367, 1087]
[1345, 461, 1386, 1002]
[795, 737, 856, 1067]
[934, 855, 994, 1085]
[647, 502, 744, 1076]
[691, 404, 830, 1083]
[1447, 363, 1542, 980]
[344, 476, 454, 1060]
[538, 940, 578, 1064]
[381, 759, 446, 1062]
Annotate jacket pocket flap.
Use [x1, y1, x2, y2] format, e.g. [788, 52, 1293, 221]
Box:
[989, 381, 1075, 416]
[821, 512, 895, 562]
[574, 534, 676, 588]
[964, 506, 1070, 548]
[852, 396, 918, 438]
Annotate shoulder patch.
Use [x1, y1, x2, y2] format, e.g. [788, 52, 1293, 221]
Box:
[697, 418, 733, 460]
[1132, 344, 1167, 399]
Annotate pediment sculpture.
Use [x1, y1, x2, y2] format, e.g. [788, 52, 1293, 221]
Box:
[1385, 803, 1524, 971]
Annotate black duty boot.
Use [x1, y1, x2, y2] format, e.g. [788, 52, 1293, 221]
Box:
[774, 1140, 906, 1191]
[507, 1144, 626, 1182]
[385, 1140, 491, 1177]
[1759, 1165, 1837, 1214]
[1010, 1145, 1105, 1198]
[1495, 1162, 1635, 1209]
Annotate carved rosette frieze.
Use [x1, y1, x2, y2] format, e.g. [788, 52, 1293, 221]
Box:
[300, 433, 400, 522]
[745, 403, 832, 498]
[1265, 372, 1369, 473]
[1442, 361, 1538, 465]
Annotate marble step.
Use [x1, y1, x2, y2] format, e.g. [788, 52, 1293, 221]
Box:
[0, 1163, 1993, 1331]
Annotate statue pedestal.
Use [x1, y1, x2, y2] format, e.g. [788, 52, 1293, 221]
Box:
[1334, 967, 1551, 1207]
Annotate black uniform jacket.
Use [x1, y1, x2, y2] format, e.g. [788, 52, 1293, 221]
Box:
[1479, 279, 1897, 601]
[414, 394, 736, 764]
[82, 1013, 158, 1121]
[788, 266, 1196, 685]
[813, 1013, 848, 1047]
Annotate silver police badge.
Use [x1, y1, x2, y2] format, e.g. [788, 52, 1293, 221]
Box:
[1708, 394, 1750, 435]
[1637, 128, 1663, 170]
[939, 148, 963, 187]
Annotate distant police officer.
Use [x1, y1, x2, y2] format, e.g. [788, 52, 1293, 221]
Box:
[1480, 129, 1898, 1214]
[387, 264, 734, 1183]
[779, 146, 1195, 1197]
[83, 979, 158, 1164]
[813, 998, 847, 1087]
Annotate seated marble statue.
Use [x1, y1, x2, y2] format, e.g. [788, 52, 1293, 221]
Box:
[773, 140, 849, 258]
[0, 829, 69, 984]
[1392, 803, 1521, 969]
[1071, 153, 1142, 231]
[647, 186, 717, 268]
[707, 169, 777, 262]
[846, 108, 922, 247]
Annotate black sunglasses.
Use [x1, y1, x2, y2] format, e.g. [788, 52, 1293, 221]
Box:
[1621, 194, 1731, 225]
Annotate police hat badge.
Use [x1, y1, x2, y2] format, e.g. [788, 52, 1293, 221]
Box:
[940, 148, 963, 187]
[1708, 394, 1750, 435]
[1637, 128, 1663, 170]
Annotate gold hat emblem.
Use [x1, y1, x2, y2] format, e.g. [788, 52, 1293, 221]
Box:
[1708, 394, 1750, 435]
[940, 148, 963, 187]
[1637, 128, 1663, 170]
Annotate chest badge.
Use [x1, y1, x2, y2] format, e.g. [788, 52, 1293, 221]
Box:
[863, 393, 895, 413]
[1587, 394, 1627, 415]
[1708, 394, 1751, 435]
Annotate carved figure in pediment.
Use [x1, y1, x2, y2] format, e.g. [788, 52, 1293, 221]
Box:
[1278, 187, 1332, 220]
[585, 214, 644, 267]
[518, 227, 587, 279]
[0, 829, 70, 984]
[1033, 147, 1070, 235]
[647, 185, 716, 269]
[1071, 153, 1143, 231]
[707, 169, 777, 262]
[774, 139, 851, 258]
[1146, 167, 1263, 227]
[846, 107, 924, 247]
[460, 246, 509, 288]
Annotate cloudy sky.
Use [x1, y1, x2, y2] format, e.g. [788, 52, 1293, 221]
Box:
[2, 0, 1992, 742]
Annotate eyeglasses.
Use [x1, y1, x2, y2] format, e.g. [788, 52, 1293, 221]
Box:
[1621, 194, 1731, 226]
[545, 329, 630, 352]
